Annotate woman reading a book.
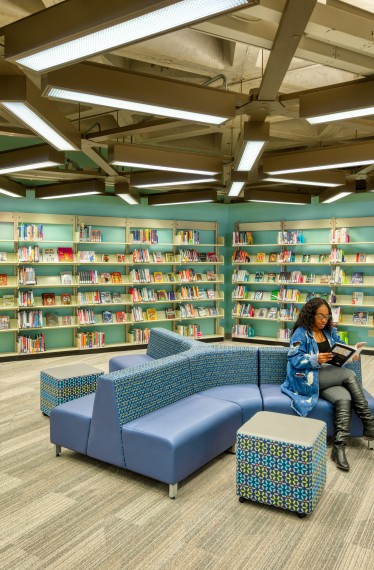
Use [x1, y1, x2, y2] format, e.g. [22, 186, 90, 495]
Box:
[281, 298, 374, 472]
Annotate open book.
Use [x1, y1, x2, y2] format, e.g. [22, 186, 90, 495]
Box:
[329, 342, 366, 367]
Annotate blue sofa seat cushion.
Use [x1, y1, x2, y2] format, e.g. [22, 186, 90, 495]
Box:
[122, 394, 243, 485]
[199, 385, 263, 423]
[188, 346, 259, 392]
[260, 384, 374, 437]
[50, 393, 95, 454]
[109, 353, 154, 372]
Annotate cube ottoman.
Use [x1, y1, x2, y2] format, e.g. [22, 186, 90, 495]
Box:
[40, 363, 103, 416]
[236, 411, 327, 517]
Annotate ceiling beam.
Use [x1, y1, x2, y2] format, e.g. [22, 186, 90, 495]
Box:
[81, 140, 118, 176]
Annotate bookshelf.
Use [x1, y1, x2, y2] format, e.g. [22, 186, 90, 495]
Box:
[232, 217, 374, 353]
[0, 212, 224, 359]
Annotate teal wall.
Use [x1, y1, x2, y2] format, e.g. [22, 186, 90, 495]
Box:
[1, 191, 374, 335]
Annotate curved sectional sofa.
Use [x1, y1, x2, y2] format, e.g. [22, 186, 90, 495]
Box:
[50, 328, 374, 498]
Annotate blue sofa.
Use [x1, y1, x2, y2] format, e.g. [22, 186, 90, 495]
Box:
[50, 329, 374, 498]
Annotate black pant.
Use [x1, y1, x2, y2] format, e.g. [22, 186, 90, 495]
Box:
[318, 364, 357, 404]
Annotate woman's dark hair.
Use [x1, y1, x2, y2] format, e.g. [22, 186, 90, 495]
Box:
[291, 298, 332, 335]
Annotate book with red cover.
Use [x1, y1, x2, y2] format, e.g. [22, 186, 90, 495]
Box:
[57, 247, 74, 262]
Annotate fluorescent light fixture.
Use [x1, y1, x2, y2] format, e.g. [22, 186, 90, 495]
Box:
[0, 76, 81, 151]
[227, 171, 247, 197]
[114, 182, 140, 204]
[148, 189, 216, 206]
[244, 189, 311, 205]
[300, 79, 374, 124]
[0, 176, 27, 198]
[35, 180, 104, 199]
[109, 144, 221, 176]
[318, 189, 353, 203]
[262, 140, 374, 175]
[43, 63, 236, 126]
[0, 144, 64, 176]
[236, 122, 269, 172]
[130, 171, 218, 188]
[4, 0, 255, 72]
[263, 170, 346, 188]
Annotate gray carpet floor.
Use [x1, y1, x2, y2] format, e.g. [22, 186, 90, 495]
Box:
[0, 345, 373, 570]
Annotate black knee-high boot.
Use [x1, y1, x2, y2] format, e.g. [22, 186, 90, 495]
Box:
[331, 400, 351, 471]
[343, 376, 374, 439]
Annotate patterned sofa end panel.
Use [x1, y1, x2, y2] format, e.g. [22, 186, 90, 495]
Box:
[110, 353, 195, 425]
[188, 345, 259, 392]
[146, 327, 204, 359]
[258, 346, 362, 385]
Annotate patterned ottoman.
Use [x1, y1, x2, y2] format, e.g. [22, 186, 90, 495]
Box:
[236, 411, 326, 517]
[40, 363, 103, 416]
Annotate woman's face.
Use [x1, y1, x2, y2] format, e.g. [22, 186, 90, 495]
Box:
[314, 303, 330, 330]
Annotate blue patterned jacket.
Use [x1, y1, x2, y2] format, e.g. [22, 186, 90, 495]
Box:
[281, 325, 343, 417]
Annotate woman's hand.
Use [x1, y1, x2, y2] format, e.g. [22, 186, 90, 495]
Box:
[318, 352, 333, 364]
[352, 353, 360, 362]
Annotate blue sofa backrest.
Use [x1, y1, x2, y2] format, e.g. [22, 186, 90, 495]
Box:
[258, 346, 362, 384]
[188, 345, 259, 392]
[146, 327, 203, 359]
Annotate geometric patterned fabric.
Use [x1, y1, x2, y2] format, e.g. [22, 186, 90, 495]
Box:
[189, 345, 259, 392]
[236, 412, 327, 515]
[104, 354, 195, 425]
[40, 363, 103, 416]
[146, 327, 202, 359]
[258, 345, 362, 385]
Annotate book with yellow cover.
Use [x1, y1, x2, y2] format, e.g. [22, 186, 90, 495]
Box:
[146, 308, 157, 321]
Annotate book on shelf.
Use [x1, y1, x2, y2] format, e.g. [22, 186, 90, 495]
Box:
[0, 315, 10, 330]
[60, 293, 72, 305]
[206, 289, 215, 299]
[42, 292, 56, 306]
[268, 252, 278, 263]
[302, 254, 311, 263]
[42, 248, 58, 263]
[101, 254, 110, 263]
[102, 310, 113, 323]
[351, 272, 364, 284]
[209, 307, 218, 316]
[156, 290, 168, 301]
[319, 254, 328, 263]
[319, 274, 330, 284]
[266, 272, 276, 283]
[353, 310, 368, 325]
[206, 271, 216, 281]
[329, 342, 366, 367]
[2, 294, 15, 307]
[100, 291, 112, 304]
[165, 308, 176, 320]
[331, 306, 342, 324]
[258, 307, 268, 318]
[115, 311, 127, 323]
[57, 247, 74, 262]
[165, 252, 176, 263]
[267, 307, 278, 319]
[255, 252, 266, 263]
[254, 271, 264, 283]
[153, 251, 163, 263]
[0, 252, 8, 262]
[207, 252, 218, 262]
[270, 290, 279, 301]
[352, 291, 364, 305]
[111, 272, 122, 284]
[112, 292, 122, 304]
[79, 250, 96, 262]
[153, 271, 164, 283]
[117, 254, 126, 263]
[355, 252, 366, 263]
[146, 308, 157, 321]
[60, 271, 73, 285]
[45, 312, 59, 327]
[166, 272, 176, 282]
[254, 291, 263, 300]
[196, 306, 206, 317]
[232, 250, 251, 263]
[0, 274, 8, 286]
[100, 272, 111, 284]
[62, 316, 72, 326]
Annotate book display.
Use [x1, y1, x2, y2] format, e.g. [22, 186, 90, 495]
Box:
[231, 217, 374, 351]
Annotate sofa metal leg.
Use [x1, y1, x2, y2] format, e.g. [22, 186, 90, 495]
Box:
[228, 443, 236, 454]
[169, 484, 178, 499]
[366, 438, 374, 450]
[55, 444, 61, 456]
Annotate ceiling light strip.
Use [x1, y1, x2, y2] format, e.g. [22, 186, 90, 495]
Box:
[15, 0, 250, 72]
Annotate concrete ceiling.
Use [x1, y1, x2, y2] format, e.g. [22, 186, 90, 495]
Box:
[0, 0, 374, 202]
